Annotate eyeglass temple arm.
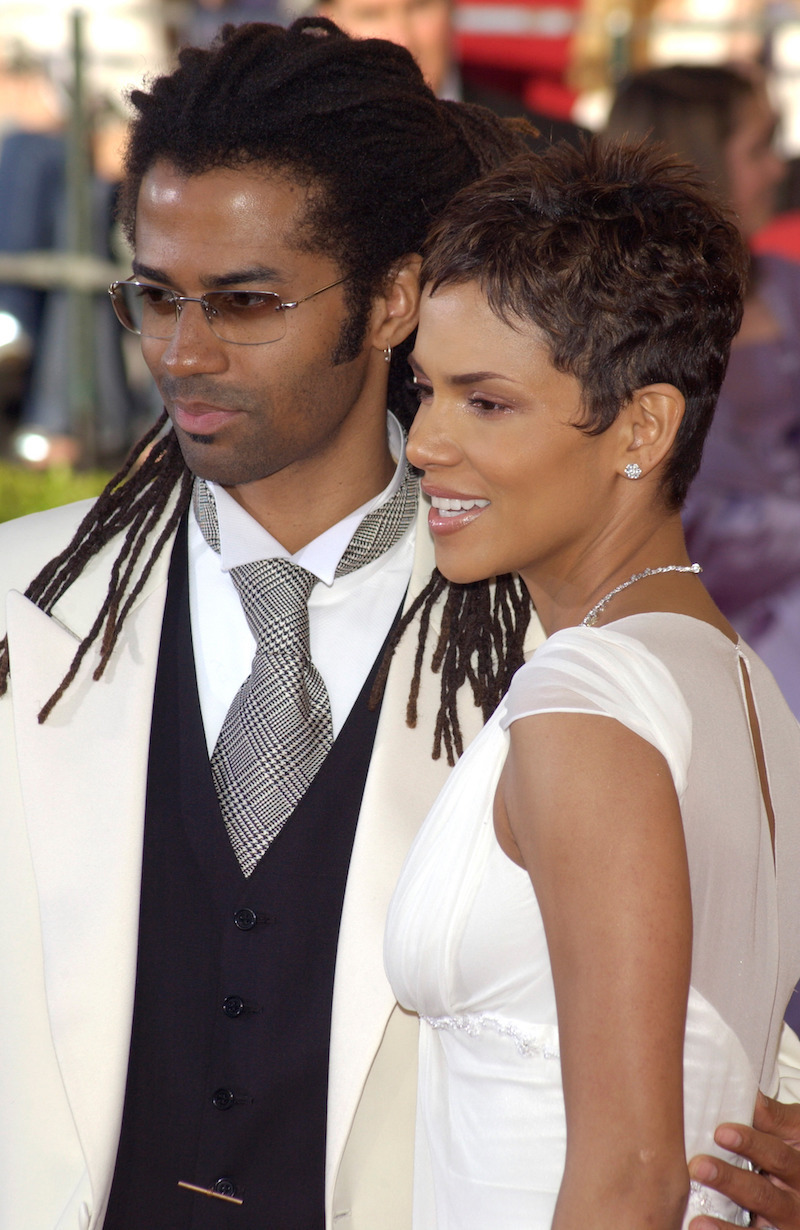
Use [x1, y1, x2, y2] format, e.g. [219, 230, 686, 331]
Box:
[280, 275, 348, 312]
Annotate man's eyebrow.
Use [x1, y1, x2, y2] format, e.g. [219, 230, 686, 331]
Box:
[130, 261, 286, 289]
[131, 260, 169, 283]
[203, 266, 286, 289]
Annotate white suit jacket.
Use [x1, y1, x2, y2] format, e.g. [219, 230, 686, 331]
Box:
[0, 492, 544, 1230]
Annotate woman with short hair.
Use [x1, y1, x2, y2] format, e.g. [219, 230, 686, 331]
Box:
[384, 139, 800, 1230]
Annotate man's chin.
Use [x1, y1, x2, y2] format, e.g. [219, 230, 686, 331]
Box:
[182, 451, 276, 491]
[172, 425, 281, 488]
[174, 428, 229, 480]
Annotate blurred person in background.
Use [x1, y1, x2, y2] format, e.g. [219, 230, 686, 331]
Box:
[317, 0, 587, 142]
[0, 104, 150, 467]
[0, 3, 168, 466]
[605, 65, 800, 722]
[177, 0, 301, 46]
[0, 49, 63, 440]
[0, 84, 147, 468]
[317, 0, 454, 96]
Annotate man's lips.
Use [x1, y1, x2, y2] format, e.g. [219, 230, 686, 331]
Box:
[171, 402, 242, 435]
[423, 487, 491, 534]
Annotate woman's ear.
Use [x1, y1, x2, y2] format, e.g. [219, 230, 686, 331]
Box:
[616, 383, 685, 480]
[368, 254, 422, 353]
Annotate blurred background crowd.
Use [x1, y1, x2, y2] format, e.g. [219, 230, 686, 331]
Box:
[2, 0, 800, 710]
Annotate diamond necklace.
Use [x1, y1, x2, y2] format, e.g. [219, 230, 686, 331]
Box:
[582, 563, 703, 627]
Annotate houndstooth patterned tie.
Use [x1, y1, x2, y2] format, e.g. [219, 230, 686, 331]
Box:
[194, 467, 417, 876]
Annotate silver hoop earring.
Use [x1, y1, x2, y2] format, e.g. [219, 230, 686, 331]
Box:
[624, 462, 643, 480]
[383, 347, 392, 365]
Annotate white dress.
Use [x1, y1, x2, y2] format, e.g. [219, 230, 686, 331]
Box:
[384, 614, 800, 1229]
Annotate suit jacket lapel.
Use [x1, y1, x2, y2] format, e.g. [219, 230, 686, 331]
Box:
[8, 519, 176, 1202]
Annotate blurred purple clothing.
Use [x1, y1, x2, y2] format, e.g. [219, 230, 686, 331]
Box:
[684, 253, 800, 717]
[181, 0, 289, 46]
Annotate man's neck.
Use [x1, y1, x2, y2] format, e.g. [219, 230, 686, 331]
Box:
[222, 412, 398, 554]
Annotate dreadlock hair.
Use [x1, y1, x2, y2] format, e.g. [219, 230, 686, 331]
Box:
[0, 17, 534, 759]
[0, 414, 191, 723]
[369, 570, 531, 765]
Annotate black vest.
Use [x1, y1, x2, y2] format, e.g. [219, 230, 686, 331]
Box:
[105, 522, 391, 1229]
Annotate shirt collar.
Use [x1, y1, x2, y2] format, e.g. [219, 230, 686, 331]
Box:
[203, 412, 408, 586]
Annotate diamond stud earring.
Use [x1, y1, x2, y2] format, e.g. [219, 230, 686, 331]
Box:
[624, 462, 643, 480]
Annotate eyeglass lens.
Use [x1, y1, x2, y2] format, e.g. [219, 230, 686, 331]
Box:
[110, 282, 287, 344]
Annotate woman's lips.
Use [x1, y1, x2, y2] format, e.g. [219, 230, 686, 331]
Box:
[172, 403, 241, 435]
[425, 491, 490, 535]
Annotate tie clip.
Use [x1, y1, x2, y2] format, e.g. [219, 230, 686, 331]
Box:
[177, 1180, 244, 1205]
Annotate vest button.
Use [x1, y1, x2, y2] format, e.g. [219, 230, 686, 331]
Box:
[222, 995, 245, 1018]
[233, 908, 257, 931]
[212, 1177, 237, 1198]
[211, 1087, 236, 1110]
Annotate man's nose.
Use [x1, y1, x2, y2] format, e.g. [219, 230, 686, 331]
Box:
[157, 301, 228, 374]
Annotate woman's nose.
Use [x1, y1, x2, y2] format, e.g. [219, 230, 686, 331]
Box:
[407, 398, 460, 470]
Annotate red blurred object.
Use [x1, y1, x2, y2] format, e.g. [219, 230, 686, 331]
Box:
[751, 211, 800, 262]
[455, 0, 581, 120]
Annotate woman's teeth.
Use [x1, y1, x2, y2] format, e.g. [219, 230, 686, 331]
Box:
[430, 496, 490, 517]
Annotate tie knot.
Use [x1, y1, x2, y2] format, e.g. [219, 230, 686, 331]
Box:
[229, 558, 317, 646]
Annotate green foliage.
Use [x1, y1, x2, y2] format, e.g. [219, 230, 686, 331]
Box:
[0, 462, 111, 523]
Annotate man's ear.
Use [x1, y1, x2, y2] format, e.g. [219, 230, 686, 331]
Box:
[616, 383, 685, 479]
[368, 254, 422, 353]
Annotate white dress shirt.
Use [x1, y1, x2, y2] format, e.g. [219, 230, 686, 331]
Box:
[189, 413, 417, 753]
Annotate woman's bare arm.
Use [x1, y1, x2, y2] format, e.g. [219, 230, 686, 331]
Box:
[496, 710, 692, 1230]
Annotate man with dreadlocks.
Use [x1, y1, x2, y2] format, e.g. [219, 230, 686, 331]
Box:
[0, 18, 540, 1230]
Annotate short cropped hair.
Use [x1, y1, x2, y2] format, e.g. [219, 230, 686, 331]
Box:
[420, 139, 749, 507]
